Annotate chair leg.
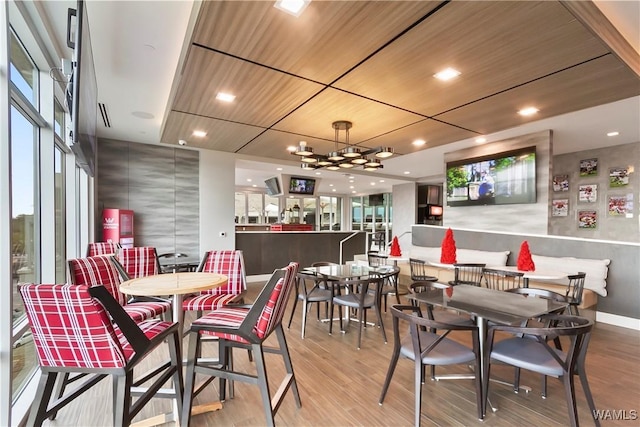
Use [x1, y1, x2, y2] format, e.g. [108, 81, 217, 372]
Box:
[252, 343, 276, 427]
[181, 331, 202, 427]
[375, 301, 387, 344]
[414, 357, 423, 427]
[286, 294, 299, 330]
[301, 299, 308, 339]
[113, 371, 132, 427]
[378, 340, 401, 405]
[167, 329, 184, 417]
[356, 305, 364, 350]
[28, 371, 57, 427]
[275, 325, 302, 408]
[562, 373, 579, 427]
[577, 366, 601, 427]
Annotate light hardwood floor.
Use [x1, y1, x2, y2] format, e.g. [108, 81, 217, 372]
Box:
[41, 283, 639, 426]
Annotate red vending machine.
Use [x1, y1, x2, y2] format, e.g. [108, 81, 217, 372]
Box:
[102, 208, 134, 248]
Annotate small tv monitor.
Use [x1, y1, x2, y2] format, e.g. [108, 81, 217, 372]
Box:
[264, 176, 281, 196]
[369, 193, 384, 206]
[428, 205, 443, 217]
[446, 146, 536, 207]
[289, 177, 316, 195]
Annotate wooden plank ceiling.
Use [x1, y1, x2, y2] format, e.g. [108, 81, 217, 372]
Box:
[160, 0, 640, 164]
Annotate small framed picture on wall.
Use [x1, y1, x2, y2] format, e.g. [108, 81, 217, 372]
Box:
[578, 210, 597, 229]
[609, 167, 629, 187]
[578, 184, 597, 203]
[552, 199, 569, 217]
[579, 158, 598, 176]
[552, 175, 569, 192]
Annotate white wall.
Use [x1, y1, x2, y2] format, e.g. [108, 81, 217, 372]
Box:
[199, 150, 236, 251]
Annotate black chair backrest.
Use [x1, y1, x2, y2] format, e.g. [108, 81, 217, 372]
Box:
[566, 272, 587, 305]
[452, 263, 485, 286]
[367, 252, 388, 267]
[481, 267, 524, 291]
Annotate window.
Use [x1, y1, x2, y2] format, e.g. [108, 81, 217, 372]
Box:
[54, 145, 66, 283]
[319, 196, 341, 230]
[54, 100, 65, 139]
[9, 31, 37, 107]
[9, 105, 39, 400]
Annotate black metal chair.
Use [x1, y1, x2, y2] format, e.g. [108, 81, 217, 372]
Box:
[379, 304, 483, 426]
[330, 275, 387, 349]
[483, 314, 598, 427]
[287, 269, 336, 338]
[449, 263, 485, 286]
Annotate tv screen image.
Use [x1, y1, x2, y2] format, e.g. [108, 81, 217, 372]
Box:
[446, 147, 536, 206]
[289, 177, 316, 195]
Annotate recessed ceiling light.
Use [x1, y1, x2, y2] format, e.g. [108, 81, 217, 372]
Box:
[413, 139, 426, 146]
[192, 130, 207, 137]
[351, 190, 356, 194]
[252, 184, 257, 187]
[332, 188, 336, 192]
[277, 167, 283, 171]
[370, 182, 375, 186]
[216, 92, 236, 103]
[315, 172, 321, 175]
[518, 107, 539, 116]
[247, 178, 252, 182]
[607, 131, 619, 137]
[286, 146, 297, 152]
[379, 180, 385, 183]
[274, 0, 310, 17]
[475, 137, 487, 143]
[404, 171, 411, 175]
[434, 68, 461, 81]
[349, 186, 354, 189]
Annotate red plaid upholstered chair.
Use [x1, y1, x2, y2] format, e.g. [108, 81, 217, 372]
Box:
[68, 255, 171, 322]
[86, 241, 120, 257]
[19, 283, 183, 427]
[114, 246, 162, 279]
[182, 250, 247, 314]
[181, 262, 300, 427]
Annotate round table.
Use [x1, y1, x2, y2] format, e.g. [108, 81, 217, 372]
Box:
[120, 272, 227, 338]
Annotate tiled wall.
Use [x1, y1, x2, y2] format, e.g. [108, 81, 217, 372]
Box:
[97, 139, 200, 258]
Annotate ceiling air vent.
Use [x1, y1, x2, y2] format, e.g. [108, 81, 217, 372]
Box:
[98, 103, 111, 128]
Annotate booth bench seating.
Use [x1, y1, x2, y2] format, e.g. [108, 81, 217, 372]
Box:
[391, 246, 607, 311]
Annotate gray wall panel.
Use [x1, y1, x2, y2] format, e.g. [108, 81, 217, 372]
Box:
[412, 225, 639, 319]
[97, 139, 199, 254]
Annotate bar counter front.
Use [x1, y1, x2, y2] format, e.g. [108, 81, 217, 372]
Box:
[236, 229, 366, 275]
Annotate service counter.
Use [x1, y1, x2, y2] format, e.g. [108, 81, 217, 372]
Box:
[236, 230, 366, 275]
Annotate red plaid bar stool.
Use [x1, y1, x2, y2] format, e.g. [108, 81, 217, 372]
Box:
[114, 246, 162, 279]
[182, 250, 247, 315]
[68, 255, 171, 323]
[19, 283, 183, 427]
[86, 241, 120, 257]
[181, 262, 301, 427]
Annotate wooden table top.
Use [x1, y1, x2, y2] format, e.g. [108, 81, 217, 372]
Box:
[120, 272, 227, 297]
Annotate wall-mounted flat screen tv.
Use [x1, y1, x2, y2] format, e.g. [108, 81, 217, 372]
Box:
[265, 176, 282, 196]
[289, 177, 316, 195]
[369, 193, 384, 206]
[446, 146, 536, 206]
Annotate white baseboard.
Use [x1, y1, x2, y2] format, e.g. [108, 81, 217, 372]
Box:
[596, 311, 640, 330]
